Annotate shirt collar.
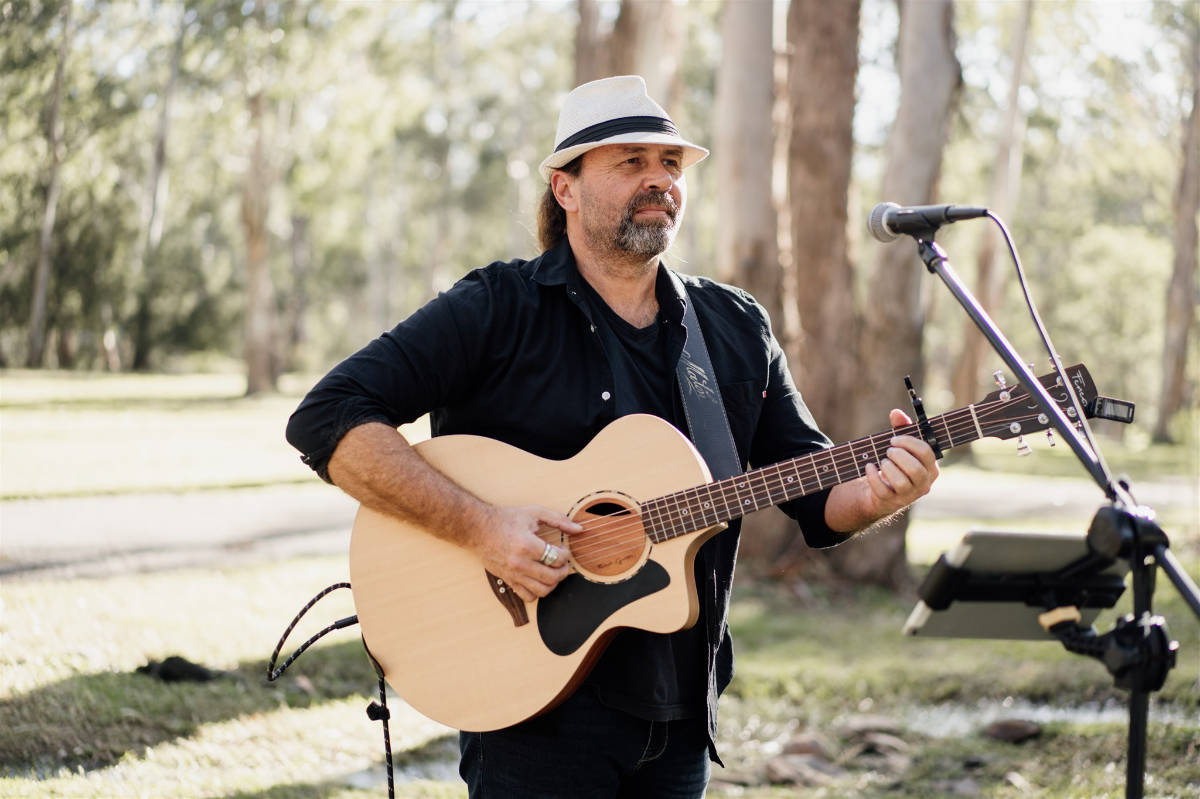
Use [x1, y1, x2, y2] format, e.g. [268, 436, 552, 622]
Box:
[531, 237, 688, 324]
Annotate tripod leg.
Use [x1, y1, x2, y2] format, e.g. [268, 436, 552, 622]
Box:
[1125, 689, 1148, 799]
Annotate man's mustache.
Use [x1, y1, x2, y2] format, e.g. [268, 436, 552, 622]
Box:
[625, 192, 679, 221]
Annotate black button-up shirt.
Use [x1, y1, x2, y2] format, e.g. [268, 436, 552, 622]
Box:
[286, 238, 842, 759]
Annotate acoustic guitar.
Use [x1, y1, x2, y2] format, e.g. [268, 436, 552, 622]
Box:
[350, 364, 1106, 732]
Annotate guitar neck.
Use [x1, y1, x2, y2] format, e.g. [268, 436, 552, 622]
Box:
[639, 406, 985, 543]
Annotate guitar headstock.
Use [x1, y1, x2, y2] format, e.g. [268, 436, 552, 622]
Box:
[976, 363, 1098, 441]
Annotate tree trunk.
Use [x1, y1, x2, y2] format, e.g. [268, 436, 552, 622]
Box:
[714, 1, 779, 323]
[130, 7, 186, 371]
[27, 0, 74, 368]
[950, 0, 1032, 418]
[608, 0, 684, 111]
[283, 213, 311, 372]
[242, 90, 277, 395]
[786, 0, 861, 445]
[740, 0, 862, 579]
[1154, 30, 1199, 443]
[575, 0, 606, 86]
[838, 0, 961, 589]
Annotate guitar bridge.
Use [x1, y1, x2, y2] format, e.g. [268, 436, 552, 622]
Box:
[485, 570, 530, 627]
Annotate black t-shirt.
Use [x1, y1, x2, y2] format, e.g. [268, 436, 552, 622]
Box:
[577, 278, 708, 721]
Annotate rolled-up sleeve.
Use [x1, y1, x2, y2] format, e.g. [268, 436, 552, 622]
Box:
[285, 268, 499, 481]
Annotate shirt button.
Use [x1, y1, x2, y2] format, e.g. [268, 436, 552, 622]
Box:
[601, 391, 611, 401]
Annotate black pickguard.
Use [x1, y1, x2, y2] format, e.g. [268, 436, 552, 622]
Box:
[536, 561, 671, 656]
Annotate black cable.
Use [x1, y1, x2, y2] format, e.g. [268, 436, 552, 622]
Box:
[987, 211, 1120, 497]
[266, 582, 356, 682]
[367, 678, 396, 799]
[266, 582, 396, 798]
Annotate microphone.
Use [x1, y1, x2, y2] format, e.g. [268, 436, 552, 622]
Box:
[868, 202, 989, 242]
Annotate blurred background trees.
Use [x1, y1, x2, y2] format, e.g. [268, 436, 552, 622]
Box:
[1, 0, 1195, 585]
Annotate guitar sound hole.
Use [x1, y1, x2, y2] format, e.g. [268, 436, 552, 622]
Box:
[571, 497, 649, 578]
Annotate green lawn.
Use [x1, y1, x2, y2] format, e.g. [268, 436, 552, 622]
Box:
[1, 370, 1197, 798]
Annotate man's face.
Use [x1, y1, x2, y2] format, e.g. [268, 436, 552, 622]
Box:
[573, 143, 687, 258]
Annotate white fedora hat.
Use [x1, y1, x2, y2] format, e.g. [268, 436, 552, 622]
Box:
[538, 75, 709, 181]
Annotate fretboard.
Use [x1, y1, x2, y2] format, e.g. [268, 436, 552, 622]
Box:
[638, 405, 986, 543]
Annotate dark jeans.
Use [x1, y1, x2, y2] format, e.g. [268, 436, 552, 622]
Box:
[458, 687, 711, 798]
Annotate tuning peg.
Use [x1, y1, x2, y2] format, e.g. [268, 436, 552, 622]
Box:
[1046, 429, 1056, 447]
[1016, 436, 1032, 456]
[993, 370, 1007, 388]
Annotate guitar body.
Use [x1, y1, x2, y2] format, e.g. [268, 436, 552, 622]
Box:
[349, 414, 725, 732]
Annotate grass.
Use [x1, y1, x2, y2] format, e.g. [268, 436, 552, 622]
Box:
[1, 369, 1197, 797]
[2, 554, 1196, 798]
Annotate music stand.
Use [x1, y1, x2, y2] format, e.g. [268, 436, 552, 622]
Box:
[904, 528, 1129, 640]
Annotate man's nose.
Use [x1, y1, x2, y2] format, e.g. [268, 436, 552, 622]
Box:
[642, 164, 676, 192]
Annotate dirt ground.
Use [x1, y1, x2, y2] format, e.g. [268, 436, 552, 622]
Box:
[2, 466, 1193, 582]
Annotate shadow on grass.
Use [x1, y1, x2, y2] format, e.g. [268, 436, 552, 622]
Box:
[214, 735, 463, 799]
[0, 640, 378, 774]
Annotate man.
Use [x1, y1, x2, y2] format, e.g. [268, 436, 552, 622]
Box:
[286, 75, 938, 798]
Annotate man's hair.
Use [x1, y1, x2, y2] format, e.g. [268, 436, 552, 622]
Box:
[536, 155, 583, 253]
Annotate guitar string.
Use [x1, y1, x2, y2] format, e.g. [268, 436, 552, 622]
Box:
[556, 401, 1063, 561]
[554, 399, 1068, 563]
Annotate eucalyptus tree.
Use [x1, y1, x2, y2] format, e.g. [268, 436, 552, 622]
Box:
[1155, 1, 1199, 443]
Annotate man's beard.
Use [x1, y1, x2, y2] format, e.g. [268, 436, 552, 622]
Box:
[579, 190, 681, 259]
[614, 191, 680, 256]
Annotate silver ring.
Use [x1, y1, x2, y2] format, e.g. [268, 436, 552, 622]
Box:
[539, 542, 558, 566]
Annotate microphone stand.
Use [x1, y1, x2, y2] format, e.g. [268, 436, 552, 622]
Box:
[907, 230, 1200, 799]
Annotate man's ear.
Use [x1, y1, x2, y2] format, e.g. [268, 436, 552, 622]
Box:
[550, 171, 580, 214]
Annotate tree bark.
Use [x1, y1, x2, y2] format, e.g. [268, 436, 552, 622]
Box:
[838, 0, 961, 589]
[950, 0, 1032, 416]
[1154, 29, 1199, 443]
[786, 0, 861, 444]
[283, 213, 311, 373]
[714, 0, 779, 323]
[740, 0, 862, 578]
[608, 0, 684, 111]
[27, 0, 74, 368]
[574, 0, 606, 86]
[242, 89, 277, 395]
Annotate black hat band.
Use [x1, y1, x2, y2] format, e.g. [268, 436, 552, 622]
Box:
[554, 116, 679, 153]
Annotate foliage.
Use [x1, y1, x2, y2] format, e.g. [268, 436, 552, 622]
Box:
[0, 0, 1191, 424]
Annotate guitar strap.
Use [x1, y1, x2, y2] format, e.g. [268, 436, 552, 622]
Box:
[669, 271, 742, 480]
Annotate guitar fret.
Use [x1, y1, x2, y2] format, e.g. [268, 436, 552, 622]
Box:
[871, 434, 887, 467]
[846, 440, 864, 478]
[809, 452, 824, 490]
[731, 474, 754, 514]
[659, 500, 676, 543]
[748, 467, 768, 511]
[695, 484, 719, 527]
[680, 486, 706, 530]
[773, 462, 795, 504]
[940, 414, 954, 448]
[641, 498, 665, 544]
[820, 447, 841, 484]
